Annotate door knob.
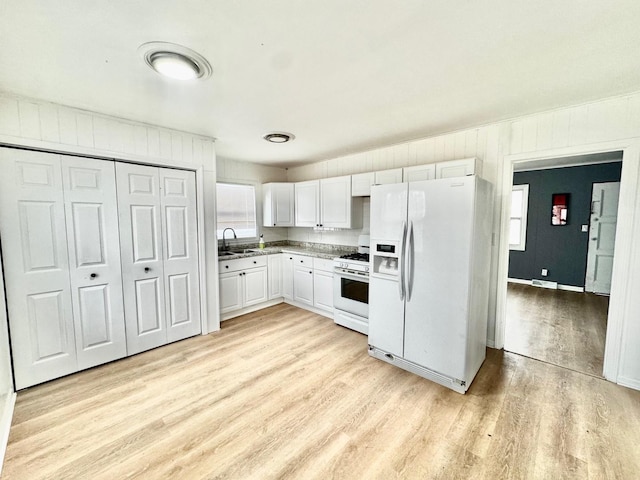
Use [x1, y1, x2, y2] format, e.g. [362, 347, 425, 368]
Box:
[90, 273, 97, 279]
[145, 267, 151, 273]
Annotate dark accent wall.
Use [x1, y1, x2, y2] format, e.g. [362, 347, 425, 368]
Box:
[508, 161, 622, 286]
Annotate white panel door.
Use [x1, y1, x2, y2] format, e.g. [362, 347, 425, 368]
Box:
[293, 266, 314, 306]
[313, 269, 334, 313]
[0, 148, 77, 389]
[219, 271, 243, 313]
[403, 178, 475, 381]
[159, 168, 201, 343]
[116, 163, 167, 354]
[294, 180, 319, 227]
[61, 156, 127, 369]
[586, 182, 621, 294]
[320, 176, 351, 228]
[243, 267, 268, 307]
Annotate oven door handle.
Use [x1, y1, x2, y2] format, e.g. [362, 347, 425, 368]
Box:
[335, 270, 370, 283]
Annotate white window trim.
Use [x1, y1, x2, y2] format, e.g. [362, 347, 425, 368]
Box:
[510, 184, 529, 251]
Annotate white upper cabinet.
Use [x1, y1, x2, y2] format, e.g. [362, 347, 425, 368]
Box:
[403, 164, 436, 182]
[263, 182, 294, 227]
[320, 175, 352, 228]
[295, 176, 360, 228]
[294, 180, 320, 227]
[374, 168, 403, 185]
[352, 172, 375, 197]
[436, 157, 481, 179]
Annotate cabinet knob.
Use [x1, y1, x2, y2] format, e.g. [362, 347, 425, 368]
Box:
[253, 261, 257, 264]
[300, 260, 304, 263]
[309, 271, 312, 274]
[289, 257, 292, 260]
[144, 267, 151, 273]
[90, 273, 97, 279]
[273, 223, 276, 226]
[320, 224, 323, 227]
[239, 273, 242, 276]
[225, 265, 229, 269]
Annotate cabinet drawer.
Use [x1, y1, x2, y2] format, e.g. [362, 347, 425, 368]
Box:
[289, 254, 313, 268]
[219, 255, 267, 273]
[313, 257, 335, 273]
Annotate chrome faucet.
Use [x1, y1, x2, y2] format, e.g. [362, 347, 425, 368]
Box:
[221, 228, 237, 251]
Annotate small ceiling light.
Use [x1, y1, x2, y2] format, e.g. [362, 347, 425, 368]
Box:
[139, 42, 212, 80]
[263, 132, 295, 143]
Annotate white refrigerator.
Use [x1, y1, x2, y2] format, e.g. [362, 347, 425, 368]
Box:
[368, 176, 493, 393]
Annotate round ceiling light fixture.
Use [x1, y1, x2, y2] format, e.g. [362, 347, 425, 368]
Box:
[139, 42, 212, 80]
[263, 132, 295, 143]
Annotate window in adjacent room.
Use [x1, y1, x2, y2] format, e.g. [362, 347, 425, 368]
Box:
[216, 182, 257, 239]
[509, 184, 529, 251]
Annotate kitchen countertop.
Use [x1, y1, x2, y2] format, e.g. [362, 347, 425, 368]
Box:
[217, 245, 354, 261]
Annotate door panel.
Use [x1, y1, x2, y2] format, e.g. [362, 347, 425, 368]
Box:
[585, 182, 620, 294]
[159, 169, 201, 342]
[62, 156, 126, 369]
[117, 163, 167, 354]
[368, 276, 405, 357]
[403, 178, 475, 381]
[0, 148, 77, 389]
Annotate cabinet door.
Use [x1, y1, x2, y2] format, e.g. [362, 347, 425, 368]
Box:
[268, 254, 283, 299]
[159, 169, 201, 343]
[293, 266, 314, 306]
[0, 148, 77, 389]
[313, 270, 334, 313]
[62, 156, 127, 370]
[352, 172, 374, 197]
[403, 164, 435, 182]
[294, 180, 319, 227]
[264, 183, 294, 227]
[436, 157, 478, 179]
[219, 271, 243, 313]
[374, 168, 403, 185]
[282, 255, 294, 300]
[244, 267, 268, 307]
[320, 175, 352, 228]
[116, 163, 167, 355]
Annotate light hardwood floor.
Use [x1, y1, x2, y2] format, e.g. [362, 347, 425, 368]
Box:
[4, 303, 639, 479]
[505, 283, 609, 377]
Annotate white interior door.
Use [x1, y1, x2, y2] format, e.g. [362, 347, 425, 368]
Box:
[116, 163, 167, 354]
[61, 156, 127, 369]
[585, 182, 620, 294]
[159, 168, 201, 342]
[0, 148, 77, 389]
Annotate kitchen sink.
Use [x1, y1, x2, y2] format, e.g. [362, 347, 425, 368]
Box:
[218, 249, 262, 257]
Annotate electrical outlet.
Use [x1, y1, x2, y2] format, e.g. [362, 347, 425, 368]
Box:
[541, 268, 548, 277]
[582, 224, 589, 232]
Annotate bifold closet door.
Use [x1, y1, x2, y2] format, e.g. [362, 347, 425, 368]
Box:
[159, 169, 201, 343]
[0, 149, 77, 389]
[116, 163, 167, 354]
[61, 156, 127, 370]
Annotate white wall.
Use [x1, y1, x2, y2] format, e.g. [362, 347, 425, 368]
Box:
[216, 156, 289, 245]
[287, 90, 640, 388]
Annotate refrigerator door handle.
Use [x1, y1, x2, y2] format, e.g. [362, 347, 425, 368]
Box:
[407, 221, 414, 301]
[399, 220, 407, 300]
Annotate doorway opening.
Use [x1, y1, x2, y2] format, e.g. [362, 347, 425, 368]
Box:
[504, 152, 622, 377]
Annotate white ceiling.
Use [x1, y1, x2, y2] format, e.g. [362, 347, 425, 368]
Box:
[2, 1, 640, 167]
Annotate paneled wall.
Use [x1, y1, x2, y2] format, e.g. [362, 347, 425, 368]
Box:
[216, 156, 289, 244]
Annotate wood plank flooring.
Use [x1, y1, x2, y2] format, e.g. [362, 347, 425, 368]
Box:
[505, 283, 609, 377]
[4, 303, 640, 479]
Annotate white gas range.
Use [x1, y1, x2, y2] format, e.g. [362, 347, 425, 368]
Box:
[333, 236, 370, 335]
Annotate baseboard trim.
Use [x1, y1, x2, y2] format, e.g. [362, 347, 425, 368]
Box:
[617, 376, 640, 391]
[0, 392, 16, 474]
[283, 299, 333, 319]
[508, 278, 585, 292]
[221, 298, 284, 321]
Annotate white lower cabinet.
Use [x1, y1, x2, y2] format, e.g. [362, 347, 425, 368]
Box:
[219, 256, 268, 315]
[313, 270, 334, 313]
[282, 254, 294, 299]
[293, 266, 314, 306]
[268, 254, 283, 299]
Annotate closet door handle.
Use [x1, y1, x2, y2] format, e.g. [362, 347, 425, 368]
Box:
[90, 273, 97, 279]
[144, 267, 151, 273]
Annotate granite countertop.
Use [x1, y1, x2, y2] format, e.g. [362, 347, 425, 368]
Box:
[217, 242, 355, 261]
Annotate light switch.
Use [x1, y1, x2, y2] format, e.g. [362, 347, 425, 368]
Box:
[582, 225, 589, 232]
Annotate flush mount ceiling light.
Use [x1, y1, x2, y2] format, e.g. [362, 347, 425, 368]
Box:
[139, 42, 212, 80]
[263, 132, 295, 143]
